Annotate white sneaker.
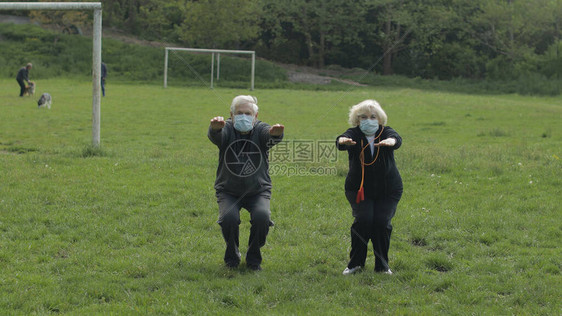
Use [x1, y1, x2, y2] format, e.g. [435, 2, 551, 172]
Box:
[383, 269, 393, 275]
[342, 266, 362, 275]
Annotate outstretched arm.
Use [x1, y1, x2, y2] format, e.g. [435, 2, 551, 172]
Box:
[336, 129, 358, 151]
[269, 124, 284, 136]
[208, 116, 226, 146]
[338, 137, 356, 146]
[210, 116, 226, 130]
[374, 127, 402, 149]
[374, 138, 396, 147]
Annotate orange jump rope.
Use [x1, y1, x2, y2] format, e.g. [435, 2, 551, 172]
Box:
[356, 126, 385, 203]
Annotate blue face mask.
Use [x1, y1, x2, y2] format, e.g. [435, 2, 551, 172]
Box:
[234, 114, 255, 132]
[359, 119, 379, 136]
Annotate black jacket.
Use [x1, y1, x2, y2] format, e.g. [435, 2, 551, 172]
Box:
[101, 63, 107, 79]
[336, 126, 403, 200]
[16, 67, 29, 82]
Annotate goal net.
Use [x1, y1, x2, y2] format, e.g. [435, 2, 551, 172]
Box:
[164, 47, 255, 90]
[0, 2, 103, 147]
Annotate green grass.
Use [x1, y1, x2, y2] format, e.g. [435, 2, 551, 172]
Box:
[1, 78, 561, 314]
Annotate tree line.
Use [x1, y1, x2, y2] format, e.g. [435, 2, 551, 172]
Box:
[7, 0, 562, 82]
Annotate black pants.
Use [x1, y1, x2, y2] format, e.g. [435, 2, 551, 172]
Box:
[345, 190, 401, 271]
[17, 79, 26, 96]
[216, 191, 272, 267]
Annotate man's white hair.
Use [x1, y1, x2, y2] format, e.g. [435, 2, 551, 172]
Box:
[230, 95, 259, 114]
[348, 99, 388, 126]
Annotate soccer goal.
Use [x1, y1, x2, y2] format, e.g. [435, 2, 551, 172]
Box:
[0, 2, 103, 147]
[164, 47, 256, 90]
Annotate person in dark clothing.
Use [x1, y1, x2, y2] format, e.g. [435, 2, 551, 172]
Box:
[208, 95, 284, 271]
[336, 99, 403, 275]
[16, 63, 32, 97]
[101, 62, 107, 97]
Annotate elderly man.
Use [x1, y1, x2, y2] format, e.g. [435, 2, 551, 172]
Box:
[208, 95, 284, 271]
[16, 63, 32, 97]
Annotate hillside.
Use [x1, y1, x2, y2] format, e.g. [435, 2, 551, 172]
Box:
[88, 26, 370, 86]
[1, 20, 560, 95]
[0, 18, 366, 87]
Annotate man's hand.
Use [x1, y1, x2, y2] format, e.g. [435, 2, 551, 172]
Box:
[375, 138, 396, 147]
[269, 124, 284, 136]
[210, 116, 226, 130]
[338, 137, 356, 146]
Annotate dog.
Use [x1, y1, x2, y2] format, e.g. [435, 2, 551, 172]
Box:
[23, 81, 35, 96]
[37, 93, 52, 109]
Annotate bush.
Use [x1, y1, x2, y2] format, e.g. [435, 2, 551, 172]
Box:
[514, 73, 561, 96]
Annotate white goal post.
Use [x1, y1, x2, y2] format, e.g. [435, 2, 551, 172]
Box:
[0, 2, 102, 147]
[164, 47, 255, 90]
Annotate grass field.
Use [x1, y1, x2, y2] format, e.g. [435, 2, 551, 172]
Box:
[1, 78, 561, 314]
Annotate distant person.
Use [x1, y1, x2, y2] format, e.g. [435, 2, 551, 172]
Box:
[208, 95, 284, 271]
[16, 63, 32, 97]
[101, 62, 107, 97]
[336, 99, 403, 275]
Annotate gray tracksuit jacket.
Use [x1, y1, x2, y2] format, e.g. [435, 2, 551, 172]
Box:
[208, 118, 283, 197]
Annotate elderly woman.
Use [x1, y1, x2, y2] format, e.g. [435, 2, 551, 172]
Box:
[208, 95, 284, 271]
[336, 99, 403, 275]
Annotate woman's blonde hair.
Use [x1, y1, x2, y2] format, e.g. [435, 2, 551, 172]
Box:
[230, 95, 259, 114]
[348, 99, 388, 126]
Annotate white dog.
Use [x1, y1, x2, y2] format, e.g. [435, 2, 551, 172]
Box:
[37, 93, 52, 109]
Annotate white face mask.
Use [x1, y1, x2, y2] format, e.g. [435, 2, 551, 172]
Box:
[359, 119, 379, 136]
[233, 114, 255, 132]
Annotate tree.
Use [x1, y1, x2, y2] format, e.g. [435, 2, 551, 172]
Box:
[466, 0, 560, 79]
[364, 0, 416, 75]
[28, 0, 89, 34]
[407, 0, 485, 79]
[260, 0, 364, 67]
[137, 0, 186, 42]
[473, 0, 555, 58]
[175, 0, 261, 49]
[100, 0, 149, 35]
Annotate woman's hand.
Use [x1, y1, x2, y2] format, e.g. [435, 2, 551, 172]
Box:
[338, 137, 356, 146]
[375, 138, 396, 147]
